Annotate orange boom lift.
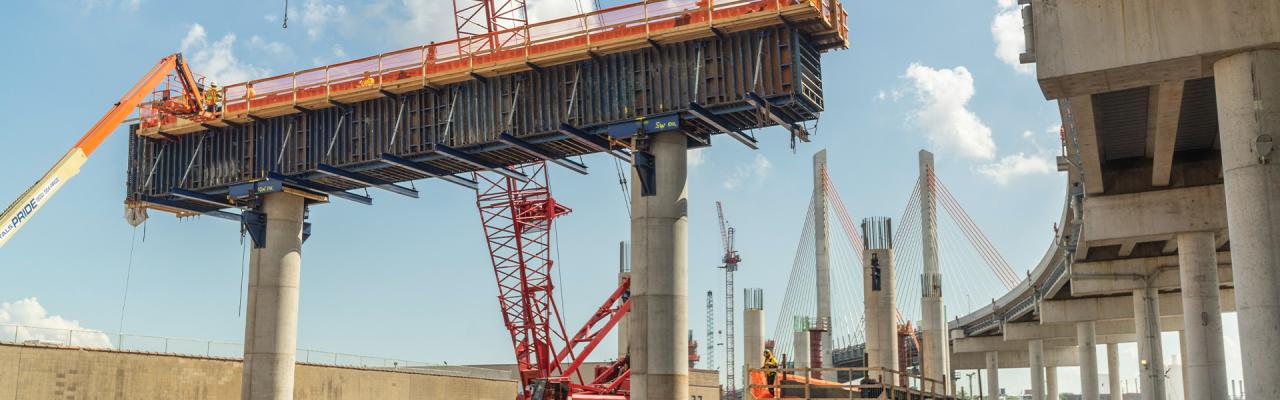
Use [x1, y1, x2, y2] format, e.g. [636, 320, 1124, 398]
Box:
[0, 53, 215, 249]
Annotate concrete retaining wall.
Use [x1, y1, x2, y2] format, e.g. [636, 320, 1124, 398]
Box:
[0, 343, 517, 400]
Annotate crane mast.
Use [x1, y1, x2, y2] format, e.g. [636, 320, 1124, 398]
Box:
[715, 201, 741, 396]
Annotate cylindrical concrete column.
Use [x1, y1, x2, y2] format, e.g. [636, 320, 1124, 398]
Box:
[1047, 366, 1059, 400]
[862, 217, 897, 382]
[793, 329, 810, 370]
[1177, 231, 1229, 399]
[242, 193, 305, 400]
[743, 289, 765, 396]
[813, 150, 835, 381]
[1079, 321, 1099, 400]
[1215, 49, 1280, 400]
[1108, 343, 1122, 400]
[629, 131, 689, 400]
[1134, 288, 1166, 400]
[986, 352, 1000, 400]
[1030, 340, 1045, 400]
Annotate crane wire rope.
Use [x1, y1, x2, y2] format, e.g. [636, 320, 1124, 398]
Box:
[117, 226, 140, 337]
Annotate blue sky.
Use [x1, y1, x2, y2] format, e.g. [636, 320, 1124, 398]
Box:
[0, 0, 1242, 396]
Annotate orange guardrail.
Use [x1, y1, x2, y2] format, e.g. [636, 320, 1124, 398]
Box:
[160, 0, 846, 125]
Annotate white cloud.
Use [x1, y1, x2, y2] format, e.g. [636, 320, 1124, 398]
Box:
[688, 148, 706, 168]
[903, 63, 997, 160]
[992, 0, 1033, 74]
[976, 152, 1055, 185]
[723, 154, 771, 190]
[875, 90, 886, 101]
[247, 35, 291, 58]
[0, 298, 112, 348]
[180, 24, 270, 85]
[301, 0, 349, 40]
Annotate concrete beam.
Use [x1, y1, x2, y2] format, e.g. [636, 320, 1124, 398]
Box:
[954, 336, 1076, 354]
[1150, 81, 1184, 186]
[1068, 94, 1105, 194]
[1081, 184, 1227, 242]
[1070, 252, 1233, 296]
[1030, 0, 1280, 99]
[1039, 288, 1236, 324]
[1003, 317, 1183, 342]
[952, 347, 1079, 370]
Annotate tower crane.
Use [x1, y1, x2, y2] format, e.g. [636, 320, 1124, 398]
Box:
[715, 201, 741, 395]
[1, 53, 216, 249]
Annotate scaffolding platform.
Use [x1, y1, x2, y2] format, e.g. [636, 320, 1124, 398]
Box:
[125, 0, 847, 218]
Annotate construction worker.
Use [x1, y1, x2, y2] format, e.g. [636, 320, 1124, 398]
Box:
[763, 341, 780, 396]
[358, 71, 375, 88]
[204, 82, 221, 112]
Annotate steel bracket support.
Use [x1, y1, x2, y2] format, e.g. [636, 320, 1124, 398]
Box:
[633, 150, 656, 197]
[316, 163, 419, 198]
[241, 209, 268, 249]
[140, 195, 239, 222]
[746, 91, 809, 143]
[433, 144, 529, 182]
[266, 172, 373, 205]
[559, 123, 630, 161]
[688, 102, 759, 149]
[379, 153, 478, 190]
[499, 133, 588, 175]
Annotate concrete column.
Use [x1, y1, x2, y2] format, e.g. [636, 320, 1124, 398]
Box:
[793, 330, 810, 370]
[242, 193, 305, 400]
[629, 131, 689, 400]
[1030, 339, 1046, 400]
[1179, 331, 1189, 399]
[813, 150, 834, 381]
[1079, 321, 1099, 400]
[743, 289, 765, 389]
[1108, 343, 1123, 400]
[1215, 49, 1280, 400]
[986, 352, 1000, 400]
[1134, 288, 1166, 400]
[1176, 231, 1229, 400]
[1047, 366, 1059, 400]
[862, 218, 896, 382]
[919, 150, 949, 389]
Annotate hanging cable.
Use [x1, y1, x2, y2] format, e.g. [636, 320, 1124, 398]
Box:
[612, 157, 631, 218]
[117, 226, 140, 338]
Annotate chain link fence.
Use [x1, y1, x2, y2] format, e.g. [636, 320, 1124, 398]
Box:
[0, 323, 511, 380]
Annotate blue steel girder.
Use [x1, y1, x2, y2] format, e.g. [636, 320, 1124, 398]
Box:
[316, 163, 420, 198]
[498, 133, 588, 175]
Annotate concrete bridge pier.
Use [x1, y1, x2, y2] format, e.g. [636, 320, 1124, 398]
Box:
[744, 289, 765, 398]
[1046, 366, 1058, 400]
[861, 218, 897, 382]
[1134, 287, 1166, 400]
[1107, 343, 1122, 400]
[629, 131, 689, 400]
[793, 322, 810, 372]
[1029, 339, 1045, 400]
[1214, 49, 1280, 400]
[1078, 321, 1099, 400]
[241, 192, 306, 400]
[985, 352, 999, 400]
[1177, 231, 1228, 399]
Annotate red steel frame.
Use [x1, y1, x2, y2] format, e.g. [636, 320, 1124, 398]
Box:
[454, 0, 529, 54]
[474, 162, 631, 399]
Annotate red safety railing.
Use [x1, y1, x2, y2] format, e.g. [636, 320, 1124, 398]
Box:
[210, 0, 846, 119]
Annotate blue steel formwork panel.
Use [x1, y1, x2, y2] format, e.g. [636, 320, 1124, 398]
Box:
[126, 26, 827, 210]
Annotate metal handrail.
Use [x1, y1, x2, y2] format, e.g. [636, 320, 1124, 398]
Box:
[745, 366, 949, 399]
[198, 0, 845, 119]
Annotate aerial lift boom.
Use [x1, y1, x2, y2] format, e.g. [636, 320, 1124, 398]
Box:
[0, 54, 213, 249]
